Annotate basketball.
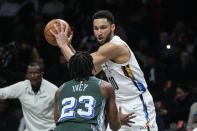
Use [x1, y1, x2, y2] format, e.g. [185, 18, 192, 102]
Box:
[44, 19, 72, 46]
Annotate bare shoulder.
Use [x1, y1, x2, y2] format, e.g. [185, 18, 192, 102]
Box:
[100, 80, 114, 99]
[99, 42, 130, 63]
[55, 88, 61, 99]
[97, 42, 124, 58]
[100, 80, 112, 88]
[99, 42, 122, 52]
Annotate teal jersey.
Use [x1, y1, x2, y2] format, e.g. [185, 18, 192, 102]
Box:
[56, 76, 106, 131]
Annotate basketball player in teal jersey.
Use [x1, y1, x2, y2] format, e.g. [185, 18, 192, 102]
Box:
[53, 51, 135, 131]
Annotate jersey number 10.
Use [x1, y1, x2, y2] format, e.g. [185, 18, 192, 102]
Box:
[108, 77, 119, 90]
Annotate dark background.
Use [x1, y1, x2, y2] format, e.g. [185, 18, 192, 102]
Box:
[1, 0, 197, 130]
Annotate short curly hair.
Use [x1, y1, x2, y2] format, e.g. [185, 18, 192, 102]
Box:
[69, 51, 94, 81]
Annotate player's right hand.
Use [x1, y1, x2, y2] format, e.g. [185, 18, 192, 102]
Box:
[50, 22, 73, 48]
[118, 106, 136, 127]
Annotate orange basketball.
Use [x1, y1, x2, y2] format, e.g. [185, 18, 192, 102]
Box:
[44, 19, 72, 46]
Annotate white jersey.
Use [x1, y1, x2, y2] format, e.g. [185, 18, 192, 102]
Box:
[102, 36, 148, 101]
[103, 36, 158, 131]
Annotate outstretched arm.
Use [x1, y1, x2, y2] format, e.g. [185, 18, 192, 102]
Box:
[50, 22, 123, 75]
[100, 80, 135, 130]
[68, 39, 76, 54]
[50, 22, 74, 61]
[100, 80, 121, 130]
[50, 22, 103, 74]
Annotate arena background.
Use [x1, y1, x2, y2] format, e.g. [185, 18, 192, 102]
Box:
[1, 0, 197, 130]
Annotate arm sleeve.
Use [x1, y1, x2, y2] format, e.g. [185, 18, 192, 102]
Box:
[0, 81, 24, 99]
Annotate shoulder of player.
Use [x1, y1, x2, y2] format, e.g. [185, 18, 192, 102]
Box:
[98, 42, 126, 56]
[101, 42, 123, 50]
[55, 81, 69, 99]
[55, 88, 61, 100]
[56, 88, 61, 94]
[100, 80, 114, 99]
[100, 80, 111, 88]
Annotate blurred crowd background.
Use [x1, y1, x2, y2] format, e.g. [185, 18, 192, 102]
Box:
[1, 0, 197, 131]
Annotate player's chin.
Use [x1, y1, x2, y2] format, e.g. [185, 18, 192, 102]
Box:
[97, 40, 105, 45]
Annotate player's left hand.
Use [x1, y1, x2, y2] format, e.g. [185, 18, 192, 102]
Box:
[118, 106, 136, 127]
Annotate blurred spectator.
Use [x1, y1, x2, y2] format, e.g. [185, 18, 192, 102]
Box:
[0, 99, 22, 131]
[184, 30, 196, 54]
[0, 0, 22, 16]
[190, 81, 197, 101]
[42, 0, 64, 16]
[79, 34, 98, 53]
[45, 54, 71, 87]
[135, 37, 153, 68]
[0, 43, 5, 56]
[159, 31, 180, 68]
[0, 43, 7, 85]
[0, 41, 18, 69]
[16, 1, 37, 28]
[159, 32, 173, 58]
[192, 36, 197, 64]
[141, 0, 166, 34]
[33, 17, 59, 72]
[126, 0, 157, 45]
[0, 40, 23, 84]
[155, 101, 165, 131]
[144, 55, 166, 101]
[159, 84, 197, 127]
[115, 23, 128, 43]
[166, 50, 197, 84]
[16, 38, 44, 72]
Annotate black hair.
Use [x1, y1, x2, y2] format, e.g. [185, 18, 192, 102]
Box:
[176, 83, 190, 93]
[27, 62, 44, 72]
[92, 10, 115, 24]
[69, 51, 94, 81]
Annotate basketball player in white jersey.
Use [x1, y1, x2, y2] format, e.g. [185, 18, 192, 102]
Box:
[51, 10, 158, 131]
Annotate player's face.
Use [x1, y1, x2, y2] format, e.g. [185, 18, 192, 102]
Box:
[26, 66, 43, 88]
[176, 87, 187, 101]
[93, 18, 115, 45]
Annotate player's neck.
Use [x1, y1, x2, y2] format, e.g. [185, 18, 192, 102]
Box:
[110, 34, 115, 40]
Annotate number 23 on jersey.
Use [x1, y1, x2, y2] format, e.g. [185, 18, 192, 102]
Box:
[59, 96, 96, 120]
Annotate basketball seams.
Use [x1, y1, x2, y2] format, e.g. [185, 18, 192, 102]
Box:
[44, 19, 71, 45]
[44, 21, 63, 36]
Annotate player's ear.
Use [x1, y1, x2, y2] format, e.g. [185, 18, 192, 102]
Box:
[111, 24, 115, 32]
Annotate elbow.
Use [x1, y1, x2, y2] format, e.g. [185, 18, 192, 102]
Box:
[54, 113, 59, 124]
[109, 121, 121, 131]
[110, 125, 121, 131]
